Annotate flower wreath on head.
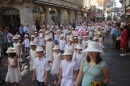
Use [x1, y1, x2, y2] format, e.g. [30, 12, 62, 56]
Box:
[77, 27, 86, 36]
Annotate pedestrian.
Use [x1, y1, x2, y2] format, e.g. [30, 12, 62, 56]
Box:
[0, 36, 3, 71]
[111, 26, 118, 48]
[82, 36, 88, 50]
[57, 49, 77, 86]
[34, 32, 39, 47]
[51, 45, 62, 85]
[120, 26, 129, 56]
[72, 44, 84, 76]
[7, 30, 13, 47]
[5, 47, 22, 86]
[64, 38, 74, 51]
[13, 36, 22, 62]
[23, 23, 29, 37]
[59, 34, 66, 54]
[19, 24, 24, 42]
[27, 42, 37, 72]
[45, 35, 55, 63]
[30, 35, 35, 43]
[38, 29, 45, 48]
[75, 41, 109, 86]
[22, 34, 30, 56]
[32, 46, 50, 86]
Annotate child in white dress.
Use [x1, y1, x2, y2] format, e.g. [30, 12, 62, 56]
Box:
[82, 36, 88, 50]
[30, 35, 35, 43]
[51, 45, 62, 85]
[39, 30, 45, 47]
[34, 32, 39, 47]
[27, 42, 37, 72]
[5, 47, 22, 86]
[13, 36, 22, 62]
[57, 49, 77, 86]
[72, 44, 85, 71]
[64, 38, 74, 51]
[45, 35, 55, 62]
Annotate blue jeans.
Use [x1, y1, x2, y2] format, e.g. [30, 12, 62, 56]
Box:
[37, 81, 45, 86]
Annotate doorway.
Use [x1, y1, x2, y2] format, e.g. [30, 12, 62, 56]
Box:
[3, 8, 20, 32]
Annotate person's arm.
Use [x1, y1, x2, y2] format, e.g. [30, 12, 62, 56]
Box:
[73, 70, 77, 83]
[32, 69, 36, 82]
[51, 55, 54, 64]
[11, 57, 18, 68]
[18, 44, 21, 58]
[44, 71, 49, 85]
[103, 66, 110, 84]
[57, 67, 62, 85]
[75, 64, 84, 86]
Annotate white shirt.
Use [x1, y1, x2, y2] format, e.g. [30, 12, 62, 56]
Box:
[64, 44, 74, 51]
[72, 52, 85, 69]
[23, 39, 30, 47]
[60, 60, 77, 79]
[33, 57, 50, 82]
[82, 40, 88, 50]
[59, 40, 66, 50]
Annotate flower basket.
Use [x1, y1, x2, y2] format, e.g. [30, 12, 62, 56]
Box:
[91, 80, 107, 86]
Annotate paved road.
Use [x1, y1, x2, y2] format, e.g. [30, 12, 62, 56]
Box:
[1, 36, 130, 86]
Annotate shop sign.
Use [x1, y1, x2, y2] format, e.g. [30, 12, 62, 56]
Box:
[3, 9, 19, 15]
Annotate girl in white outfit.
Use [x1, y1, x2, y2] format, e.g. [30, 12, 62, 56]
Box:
[38, 30, 45, 47]
[5, 47, 22, 86]
[82, 36, 88, 50]
[57, 49, 77, 86]
[13, 36, 22, 62]
[45, 35, 55, 62]
[27, 42, 37, 71]
[34, 32, 39, 47]
[64, 38, 74, 51]
[51, 45, 62, 75]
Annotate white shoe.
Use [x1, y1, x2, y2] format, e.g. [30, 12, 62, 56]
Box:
[120, 54, 124, 56]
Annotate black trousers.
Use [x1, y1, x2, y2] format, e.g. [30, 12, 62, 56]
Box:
[116, 40, 120, 50]
[37, 81, 45, 86]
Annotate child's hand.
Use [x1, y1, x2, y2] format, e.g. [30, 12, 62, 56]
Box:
[57, 79, 61, 86]
[27, 56, 31, 59]
[32, 77, 35, 82]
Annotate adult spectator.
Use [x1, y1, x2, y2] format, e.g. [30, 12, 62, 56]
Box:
[120, 26, 129, 56]
[110, 26, 118, 49]
[19, 24, 24, 41]
[23, 23, 29, 36]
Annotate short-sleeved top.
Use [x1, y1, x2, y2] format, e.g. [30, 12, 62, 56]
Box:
[81, 58, 107, 86]
[33, 57, 50, 82]
[60, 60, 77, 79]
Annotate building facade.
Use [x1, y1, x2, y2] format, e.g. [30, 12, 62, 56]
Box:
[0, 0, 91, 33]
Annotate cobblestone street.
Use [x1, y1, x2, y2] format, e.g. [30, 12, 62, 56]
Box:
[1, 36, 130, 86]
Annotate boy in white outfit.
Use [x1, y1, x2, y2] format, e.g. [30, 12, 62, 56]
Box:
[32, 47, 50, 86]
[59, 35, 66, 54]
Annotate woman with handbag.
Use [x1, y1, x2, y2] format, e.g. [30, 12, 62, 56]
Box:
[75, 41, 110, 86]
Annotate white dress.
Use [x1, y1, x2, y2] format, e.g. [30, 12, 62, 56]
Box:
[39, 34, 45, 47]
[51, 52, 61, 75]
[60, 60, 77, 86]
[13, 43, 22, 62]
[82, 40, 88, 50]
[34, 37, 39, 47]
[29, 49, 37, 71]
[46, 41, 55, 61]
[6, 57, 22, 83]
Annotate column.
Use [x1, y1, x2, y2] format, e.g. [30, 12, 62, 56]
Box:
[45, 8, 52, 26]
[76, 11, 80, 23]
[68, 11, 73, 22]
[59, 10, 64, 24]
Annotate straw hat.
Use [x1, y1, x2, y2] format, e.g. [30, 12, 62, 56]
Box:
[31, 35, 35, 38]
[41, 25, 44, 28]
[24, 34, 28, 37]
[34, 32, 37, 34]
[25, 23, 28, 25]
[76, 44, 82, 49]
[69, 38, 73, 42]
[53, 45, 60, 50]
[60, 34, 64, 37]
[13, 36, 19, 40]
[81, 41, 103, 53]
[83, 36, 87, 38]
[97, 31, 102, 35]
[39, 29, 42, 32]
[93, 36, 99, 40]
[62, 49, 72, 55]
[36, 46, 44, 52]
[30, 42, 36, 46]
[45, 35, 51, 40]
[6, 47, 16, 53]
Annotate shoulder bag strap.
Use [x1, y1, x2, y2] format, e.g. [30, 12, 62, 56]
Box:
[85, 64, 95, 75]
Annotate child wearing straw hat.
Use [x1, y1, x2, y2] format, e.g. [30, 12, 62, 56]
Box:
[64, 38, 74, 51]
[27, 42, 37, 72]
[45, 35, 55, 63]
[13, 36, 22, 62]
[59, 34, 66, 54]
[22, 34, 30, 56]
[32, 47, 50, 86]
[57, 49, 77, 86]
[5, 47, 22, 86]
[82, 36, 88, 50]
[51, 45, 62, 85]
[34, 32, 39, 47]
